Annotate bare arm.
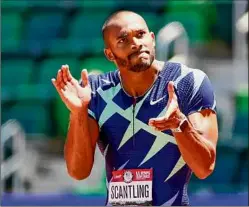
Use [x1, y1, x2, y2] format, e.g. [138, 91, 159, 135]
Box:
[64, 110, 99, 180]
[149, 81, 218, 179]
[172, 109, 218, 179]
[52, 65, 99, 180]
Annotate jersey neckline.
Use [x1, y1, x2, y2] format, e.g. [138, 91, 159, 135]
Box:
[117, 61, 168, 99]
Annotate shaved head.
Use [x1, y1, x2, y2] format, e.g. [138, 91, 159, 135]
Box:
[102, 10, 156, 73]
[102, 10, 148, 46]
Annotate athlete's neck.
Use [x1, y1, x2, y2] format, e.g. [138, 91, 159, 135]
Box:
[119, 60, 165, 98]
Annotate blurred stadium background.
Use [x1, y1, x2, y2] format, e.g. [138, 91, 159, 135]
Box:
[1, 0, 248, 205]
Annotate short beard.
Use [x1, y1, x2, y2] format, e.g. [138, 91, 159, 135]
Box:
[129, 60, 152, 72]
[112, 49, 155, 72]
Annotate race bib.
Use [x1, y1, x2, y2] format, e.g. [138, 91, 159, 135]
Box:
[108, 169, 153, 206]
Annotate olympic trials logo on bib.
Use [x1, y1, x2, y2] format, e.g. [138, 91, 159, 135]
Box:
[108, 169, 153, 206]
[123, 171, 133, 183]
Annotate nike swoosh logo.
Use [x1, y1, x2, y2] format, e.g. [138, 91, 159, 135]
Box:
[150, 96, 165, 105]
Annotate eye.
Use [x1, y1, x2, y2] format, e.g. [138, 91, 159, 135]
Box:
[137, 31, 145, 38]
[118, 38, 126, 44]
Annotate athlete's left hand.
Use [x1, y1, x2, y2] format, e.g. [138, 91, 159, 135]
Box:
[148, 81, 186, 131]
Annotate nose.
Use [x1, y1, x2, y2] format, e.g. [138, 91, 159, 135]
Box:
[131, 37, 142, 50]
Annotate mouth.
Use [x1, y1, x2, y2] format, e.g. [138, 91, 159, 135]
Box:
[129, 50, 149, 59]
[137, 50, 150, 55]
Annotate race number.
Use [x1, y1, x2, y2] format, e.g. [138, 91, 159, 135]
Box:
[108, 169, 153, 206]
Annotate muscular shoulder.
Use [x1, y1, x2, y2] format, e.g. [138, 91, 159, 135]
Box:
[173, 63, 208, 94]
[86, 70, 120, 122]
[172, 63, 215, 115]
[88, 70, 120, 93]
[160, 62, 206, 82]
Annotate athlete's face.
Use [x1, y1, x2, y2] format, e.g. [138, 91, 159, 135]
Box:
[104, 13, 156, 73]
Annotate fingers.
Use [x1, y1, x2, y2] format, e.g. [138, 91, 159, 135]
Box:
[81, 69, 89, 87]
[149, 116, 166, 124]
[149, 117, 178, 127]
[164, 99, 178, 119]
[61, 64, 74, 83]
[51, 78, 67, 102]
[61, 65, 69, 83]
[60, 87, 69, 97]
[153, 123, 176, 131]
[149, 100, 177, 125]
[66, 81, 74, 91]
[63, 84, 69, 91]
[167, 81, 175, 100]
[149, 117, 169, 128]
[149, 117, 179, 131]
[55, 64, 78, 87]
[52, 78, 61, 94]
[151, 122, 169, 128]
[56, 69, 66, 89]
[147, 82, 180, 132]
[52, 77, 73, 93]
[61, 64, 79, 87]
[165, 81, 178, 119]
[57, 65, 87, 89]
[150, 121, 171, 131]
[153, 126, 168, 131]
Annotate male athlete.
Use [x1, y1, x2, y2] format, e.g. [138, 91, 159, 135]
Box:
[52, 11, 218, 206]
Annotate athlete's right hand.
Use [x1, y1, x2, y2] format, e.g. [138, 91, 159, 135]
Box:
[51, 65, 91, 114]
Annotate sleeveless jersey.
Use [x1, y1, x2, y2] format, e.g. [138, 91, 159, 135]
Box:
[87, 62, 216, 206]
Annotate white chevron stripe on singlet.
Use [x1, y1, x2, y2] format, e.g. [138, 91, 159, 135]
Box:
[138, 100, 179, 167]
[162, 191, 179, 206]
[97, 84, 176, 151]
[165, 156, 185, 182]
[103, 144, 109, 158]
[190, 69, 206, 101]
[174, 64, 192, 86]
[97, 80, 185, 183]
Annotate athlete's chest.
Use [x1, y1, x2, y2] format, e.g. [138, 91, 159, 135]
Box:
[99, 81, 179, 156]
[98, 80, 170, 125]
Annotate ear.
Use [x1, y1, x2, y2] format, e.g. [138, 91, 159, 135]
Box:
[104, 48, 115, 62]
[150, 32, 155, 47]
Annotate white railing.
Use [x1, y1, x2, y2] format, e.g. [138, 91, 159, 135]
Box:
[1, 119, 26, 193]
[156, 21, 189, 65]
